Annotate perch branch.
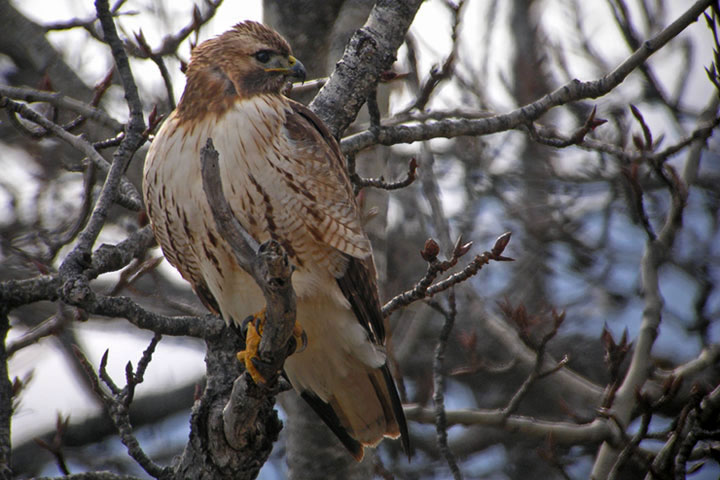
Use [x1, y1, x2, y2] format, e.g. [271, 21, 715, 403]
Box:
[199, 138, 297, 446]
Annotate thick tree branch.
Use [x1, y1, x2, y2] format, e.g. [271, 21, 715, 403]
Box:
[404, 406, 617, 445]
[309, 0, 423, 136]
[591, 166, 687, 477]
[200, 138, 297, 383]
[57, 0, 148, 310]
[197, 138, 296, 470]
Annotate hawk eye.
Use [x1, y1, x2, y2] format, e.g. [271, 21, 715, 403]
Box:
[255, 50, 272, 63]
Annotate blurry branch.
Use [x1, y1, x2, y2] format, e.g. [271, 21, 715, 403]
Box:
[402, 0, 467, 113]
[671, 383, 720, 476]
[341, 0, 716, 154]
[74, 335, 171, 479]
[288, 77, 327, 97]
[123, 0, 223, 58]
[7, 304, 77, 356]
[658, 345, 720, 389]
[1, 226, 152, 311]
[0, 96, 140, 211]
[526, 106, 607, 148]
[34, 415, 71, 475]
[14, 378, 200, 474]
[482, 310, 605, 409]
[428, 293, 463, 480]
[199, 138, 296, 446]
[404, 406, 616, 445]
[591, 167, 688, 476]
[0, 84, 123, 131]
[133, 31, 176, 110]
[501, 309, 567, 418]
[532, 113, 719, 166]
[43, 0, 131, 31]
[607, 0, 679, 116]
[383, 233, 513, 317]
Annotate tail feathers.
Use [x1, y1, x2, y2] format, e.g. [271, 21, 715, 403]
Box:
[379, 364, 411, 458]
[300, 391, 364, 461]
[299, 365, 410, 461]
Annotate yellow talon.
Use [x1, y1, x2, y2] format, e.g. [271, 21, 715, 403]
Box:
[237, 310, 267, 384]
[236, 309, 307, 384]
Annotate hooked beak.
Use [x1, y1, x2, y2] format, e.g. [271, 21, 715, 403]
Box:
[287, 55, 306, 83]
[265, 55, 306, 83]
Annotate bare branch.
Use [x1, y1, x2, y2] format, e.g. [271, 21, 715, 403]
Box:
[0, 84, 123, 131]
[0, 314, 12, 479]
[348, 155, 418, 191]
[310, 0, 423, 136]
[127, 1, 223, 58]
[404, 405, 617, 445]
[591, 154, 689, 479]
[341, 0, 716, 154]
[199, 138, 296, 446]
[383, 233, 513, 317]
[0, 96, 140, 210]
[74, 341, 170, 479]
[430, 294, 463, 480]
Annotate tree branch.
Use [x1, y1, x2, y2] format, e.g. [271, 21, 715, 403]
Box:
[0, 84, 124, 131]
[309, 0, 423, 136]
[404, 405, 617, 445]
[591, 167, 688, 477]
[0, 96, 140, 211]
[341, 0, 716, 154]
[199, 138, 296, 455]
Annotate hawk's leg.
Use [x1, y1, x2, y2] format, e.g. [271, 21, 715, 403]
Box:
[237, 308, 307, 384]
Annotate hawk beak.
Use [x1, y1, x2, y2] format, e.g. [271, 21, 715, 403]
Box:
[287, 56, 306, 83]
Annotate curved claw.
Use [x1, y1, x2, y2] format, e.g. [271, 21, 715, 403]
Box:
[236, 310, 306, 384]
[237, 318, 267, 384]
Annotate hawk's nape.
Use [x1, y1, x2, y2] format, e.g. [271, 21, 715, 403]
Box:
[142, 20, 409, 460]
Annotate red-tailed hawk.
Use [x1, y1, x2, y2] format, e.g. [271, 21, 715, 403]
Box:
[142, 21, 409, 460]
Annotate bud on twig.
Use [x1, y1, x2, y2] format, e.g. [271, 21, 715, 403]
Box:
[421, 238, 440, 262]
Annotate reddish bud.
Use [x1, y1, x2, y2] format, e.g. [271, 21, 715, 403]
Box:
[421, 238, 440, 262]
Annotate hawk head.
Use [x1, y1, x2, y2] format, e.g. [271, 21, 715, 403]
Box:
[178, 21, 306, 119]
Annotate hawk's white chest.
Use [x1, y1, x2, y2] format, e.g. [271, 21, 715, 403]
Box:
[143, 95, 347, 319]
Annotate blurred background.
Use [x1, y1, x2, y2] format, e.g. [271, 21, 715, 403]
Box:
[1, 0, 719, 478]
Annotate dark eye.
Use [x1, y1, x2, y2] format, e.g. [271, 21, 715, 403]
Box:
[255, 50, 271, 63]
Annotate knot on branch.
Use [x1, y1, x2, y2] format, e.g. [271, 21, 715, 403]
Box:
[92, 243, 125, 271]
[258, 240, 292, 288]
[352, 28, 379, 61]
[61, 276, 93, 304]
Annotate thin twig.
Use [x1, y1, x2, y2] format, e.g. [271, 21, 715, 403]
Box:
[383, 233, 513, 317]
[430, 293, 462, 480]
[0, 96, 140, 211]
[0, 84, 123, 131]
